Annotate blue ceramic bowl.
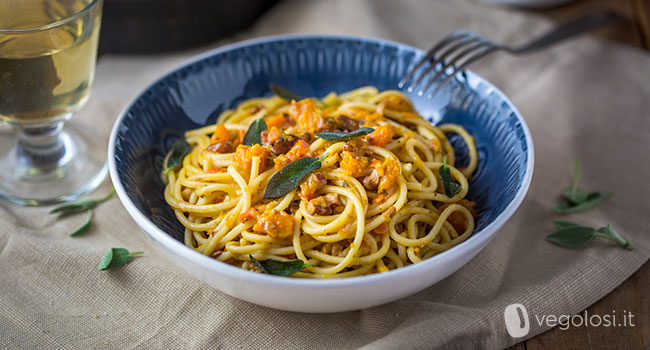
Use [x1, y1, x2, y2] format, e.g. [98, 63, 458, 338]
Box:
[109, 35, 533, 312]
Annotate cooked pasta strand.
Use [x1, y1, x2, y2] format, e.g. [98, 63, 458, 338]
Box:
[164, 87, 478, 278]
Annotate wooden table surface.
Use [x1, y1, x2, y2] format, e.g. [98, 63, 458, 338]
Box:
[509, 0, 649, 349]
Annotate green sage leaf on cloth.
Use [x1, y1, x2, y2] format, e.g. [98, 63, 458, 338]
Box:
[547, 221, 633, 250]
[50, 189, 116, 216]
[553, 159, 610, 213]
[97, 248, 144, 271]
[69, 210, 93, 237]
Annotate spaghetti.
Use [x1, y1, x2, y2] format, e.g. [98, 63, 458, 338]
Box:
[163, 87, 478, 278]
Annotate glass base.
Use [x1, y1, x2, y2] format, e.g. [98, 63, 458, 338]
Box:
[0, 122, 107, 206]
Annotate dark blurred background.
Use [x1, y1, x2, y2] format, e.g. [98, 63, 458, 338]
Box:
[98, 0, 279, 54]
[98, 0, 649, 54]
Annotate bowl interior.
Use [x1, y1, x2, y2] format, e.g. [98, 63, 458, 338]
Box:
[112, 35, 530, 250]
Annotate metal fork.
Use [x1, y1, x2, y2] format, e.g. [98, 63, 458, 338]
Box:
[399, 11, 622, 98]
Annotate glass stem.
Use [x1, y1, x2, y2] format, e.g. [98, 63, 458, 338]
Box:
[15, 122, 73, 178]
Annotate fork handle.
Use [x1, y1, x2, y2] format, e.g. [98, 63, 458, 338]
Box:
[511, 11, 622, 53]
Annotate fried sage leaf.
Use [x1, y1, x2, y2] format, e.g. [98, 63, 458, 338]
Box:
[264, 153, 328, 199]
[243, 118, 268, 146]
[316, 127, 374, 141]
[270, 84, 328, 107]
[163, 139, 192, 174]
[270, 84, 304, 101]
[440, 156, 461, 198]
[250, 255, 311, 276]
[97, 248, 144, 270]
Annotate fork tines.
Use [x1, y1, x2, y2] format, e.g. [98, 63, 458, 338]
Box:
[399, 30, 498, 98]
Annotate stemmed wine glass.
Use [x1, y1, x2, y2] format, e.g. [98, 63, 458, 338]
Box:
[0, 0, 105, 205]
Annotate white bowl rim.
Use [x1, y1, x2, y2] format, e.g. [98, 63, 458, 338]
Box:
[108, 33, 535, 289]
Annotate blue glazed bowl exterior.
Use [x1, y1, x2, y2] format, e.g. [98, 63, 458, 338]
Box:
[109, 35, 533, 312]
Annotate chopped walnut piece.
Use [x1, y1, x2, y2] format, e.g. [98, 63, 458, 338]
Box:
[306, 193, 342, 216]
[206, 141, 233, 153]
[362, 168, 380, 190]
[269, 137, 295, 155]
[336, 114, 361, 132]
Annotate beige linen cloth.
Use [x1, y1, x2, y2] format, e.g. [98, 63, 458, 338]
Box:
[2, 1, 649, 349]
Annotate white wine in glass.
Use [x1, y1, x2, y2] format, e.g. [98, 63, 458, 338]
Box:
[0, 0, 105, 205]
